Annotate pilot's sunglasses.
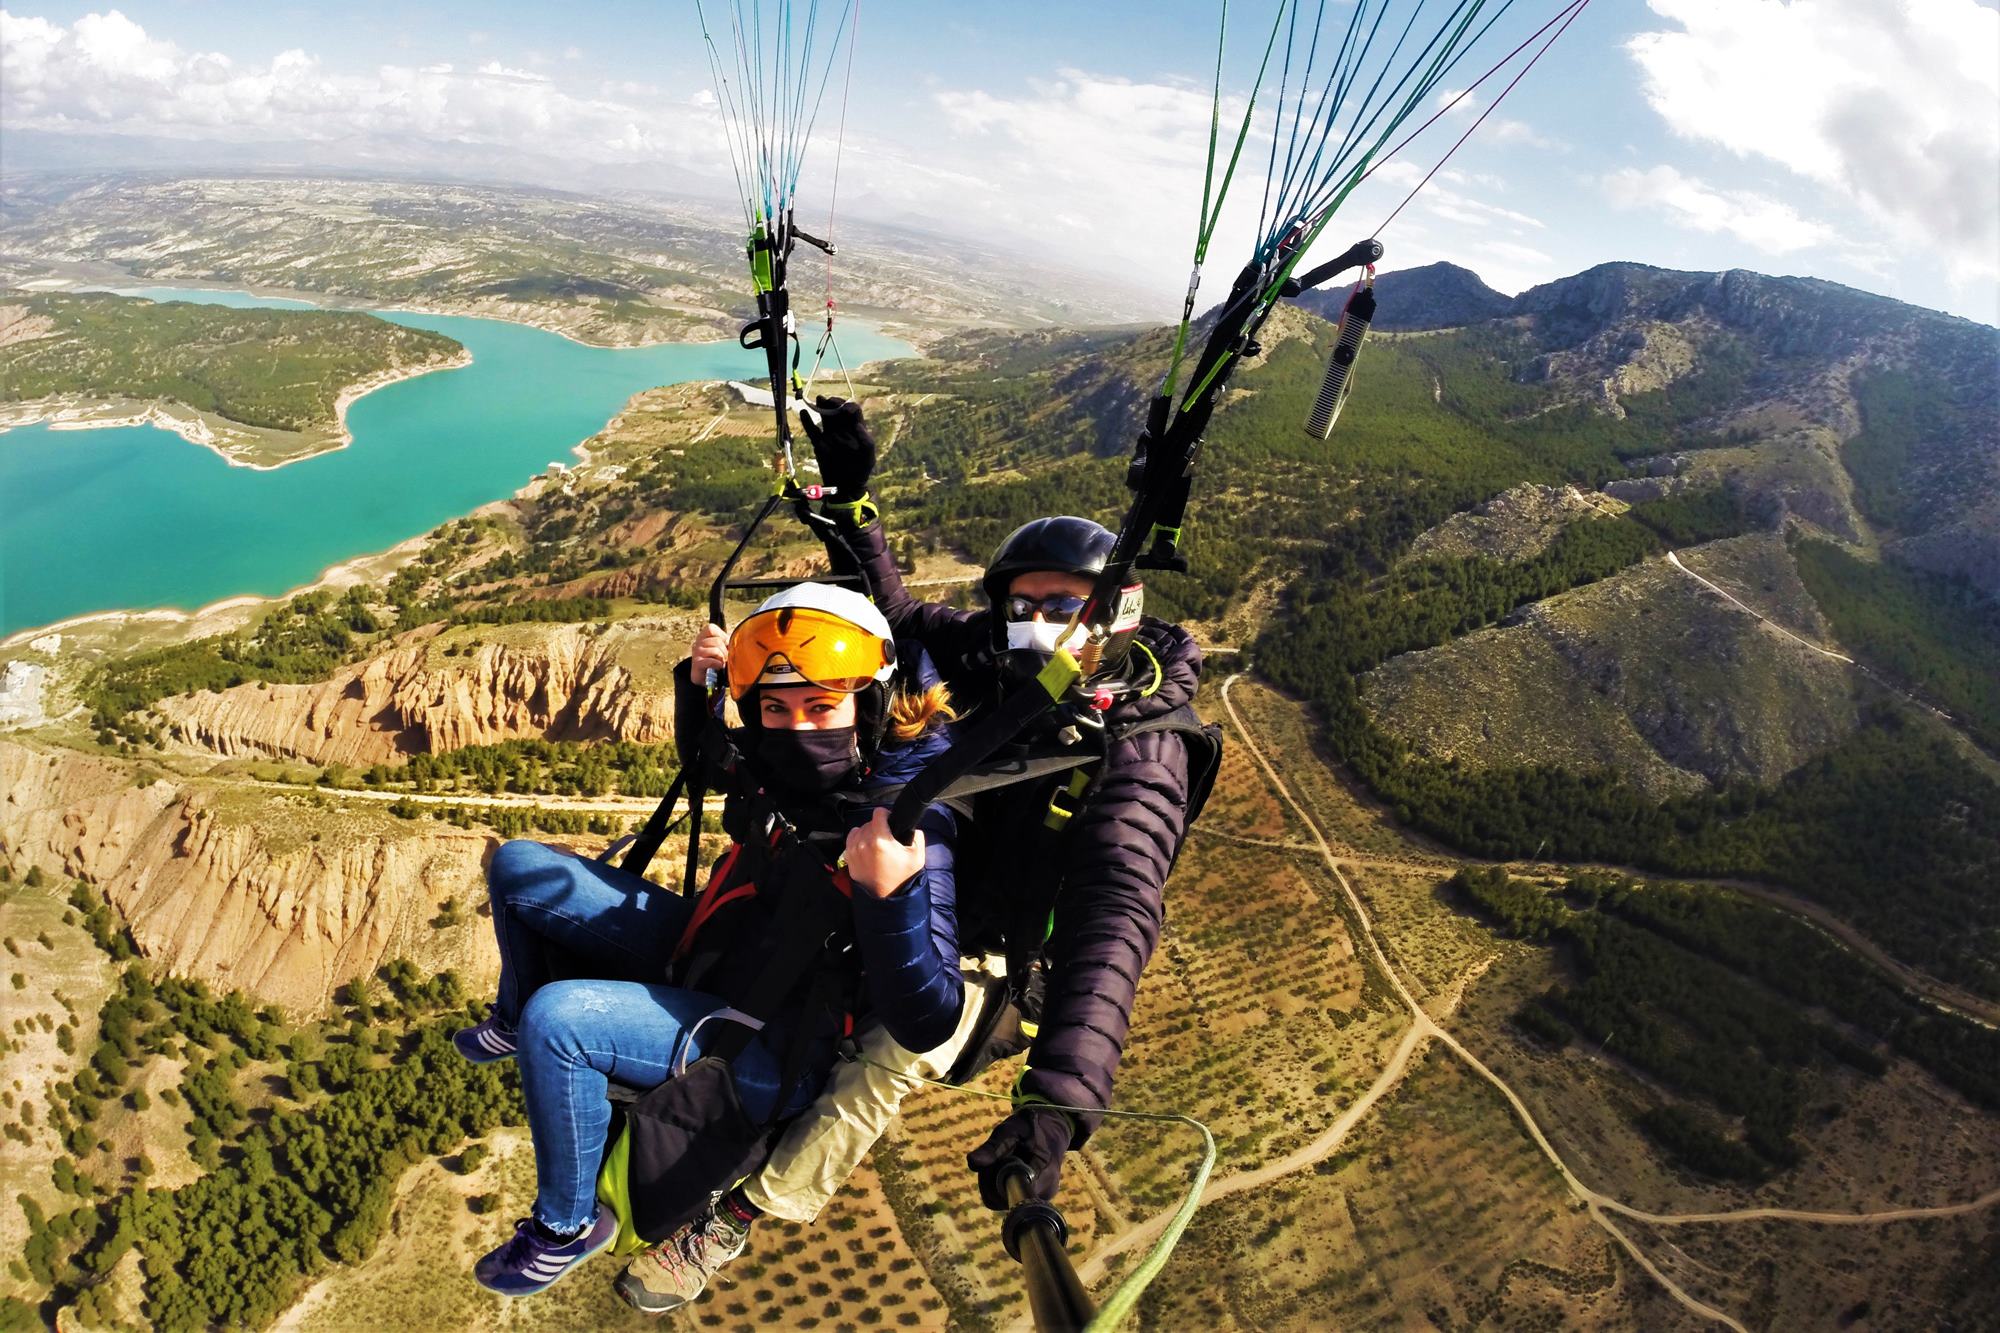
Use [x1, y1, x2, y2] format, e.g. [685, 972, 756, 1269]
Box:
[1004, 593, 1091, 623]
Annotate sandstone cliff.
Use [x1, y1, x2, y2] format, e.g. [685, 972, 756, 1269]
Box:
[1, 741, 500, 1013]
[157, 616, 691, 768]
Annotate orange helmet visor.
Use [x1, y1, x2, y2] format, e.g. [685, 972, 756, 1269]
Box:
[725, 606, 894, 701]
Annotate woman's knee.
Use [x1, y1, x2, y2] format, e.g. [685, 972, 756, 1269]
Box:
[518, 981, 585, 1057]
[518, 980, 622, 1061]
[488, 839, 559, 903]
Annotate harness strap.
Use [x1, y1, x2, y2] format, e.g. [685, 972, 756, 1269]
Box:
[687, 845, 857, 1125]
[615, 768, 690, 876]
[673, 1007, 765, 1078]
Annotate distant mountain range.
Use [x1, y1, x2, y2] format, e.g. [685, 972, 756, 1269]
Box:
[0, 173, 1157, 346]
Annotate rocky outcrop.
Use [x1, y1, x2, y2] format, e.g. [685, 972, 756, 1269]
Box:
[1364, 536, 1858, 799]
[1409, 483, 1625, 564]
[1522, 319, 1704, 417]
[0, 740, 499, 1013]
[157, 618, 687, 768]
[1512, 264, 1955, 360]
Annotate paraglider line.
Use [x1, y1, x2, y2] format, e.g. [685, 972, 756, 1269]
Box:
[1373, 0, 1591, 234]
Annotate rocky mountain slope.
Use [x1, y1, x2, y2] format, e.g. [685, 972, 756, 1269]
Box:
[1296, 259, 1514, 330]
[1365, 533, 1859, 799]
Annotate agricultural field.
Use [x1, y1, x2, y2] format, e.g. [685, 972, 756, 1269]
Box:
[284, 1132, 950, 1333]
[1133, 1050, 1692, 1331]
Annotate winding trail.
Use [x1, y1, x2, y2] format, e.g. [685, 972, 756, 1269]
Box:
[1075, 675, 2000, 1329]
[1212, 675, 1749, 1331]
[1664, 550, 1852, 663]
[1076, 1016, 1435, 1285]
[1602, 1186, 2000, 1229]
[1664, 547, 1998, 772]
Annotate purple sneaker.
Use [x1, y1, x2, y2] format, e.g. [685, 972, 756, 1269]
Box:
[474, 1210, 618, 1297]
[453, 1016, 518, 1064]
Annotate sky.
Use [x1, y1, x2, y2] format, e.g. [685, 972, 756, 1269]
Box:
[2, 1, 1996, 325]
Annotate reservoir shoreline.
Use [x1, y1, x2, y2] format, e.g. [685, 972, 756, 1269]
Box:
[17, 278, 728, 351]
[1, 287, 916, 641]
[0, 345, 475, 472]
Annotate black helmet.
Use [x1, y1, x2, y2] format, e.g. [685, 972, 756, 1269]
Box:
[983, 516, 1143, 680]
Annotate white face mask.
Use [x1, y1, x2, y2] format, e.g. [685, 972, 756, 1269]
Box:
[1006, 618, 1090, 655]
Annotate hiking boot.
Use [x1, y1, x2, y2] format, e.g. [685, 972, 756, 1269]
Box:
[453, 1015, 518, 1064]
[474, 1210, 618, 1297]
[613, 1203, 750, 1314]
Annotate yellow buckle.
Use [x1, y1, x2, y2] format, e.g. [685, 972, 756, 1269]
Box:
[1043, 768, 1092, 830]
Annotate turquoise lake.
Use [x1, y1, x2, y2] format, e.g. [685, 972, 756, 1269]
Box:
[0, 290, 913, 637]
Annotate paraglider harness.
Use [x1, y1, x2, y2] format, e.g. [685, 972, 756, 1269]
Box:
[595, 704, 889, 1252]
[921, 688, 1223, 1087]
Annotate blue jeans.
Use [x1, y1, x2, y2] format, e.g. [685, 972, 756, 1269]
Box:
[484, 840, 820, 1232]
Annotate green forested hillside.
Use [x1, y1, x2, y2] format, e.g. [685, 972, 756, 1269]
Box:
[1844, 368, 1995, 533]
[1792, 536, 2000, 749]
[866, 289, 1999, 997]
[1453, 867, 2000, 1181]
[0, 291, 462, 433]
[7, 902, 519, 1331]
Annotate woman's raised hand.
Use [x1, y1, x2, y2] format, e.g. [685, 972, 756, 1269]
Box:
[690, 622, 729, 679]
[844, 808, 926, 899]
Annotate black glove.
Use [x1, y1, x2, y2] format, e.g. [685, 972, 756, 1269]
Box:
[798, 396, 876, 500]
[967, 1106, 1074, 1211]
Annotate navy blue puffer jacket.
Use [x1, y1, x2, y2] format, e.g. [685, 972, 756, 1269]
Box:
[674, 652, 964, 1056]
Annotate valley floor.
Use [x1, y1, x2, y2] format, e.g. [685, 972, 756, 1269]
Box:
[157, 676, 1998, 1333]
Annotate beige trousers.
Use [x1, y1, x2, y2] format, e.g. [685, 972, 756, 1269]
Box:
[742, 955, 1006, 1222]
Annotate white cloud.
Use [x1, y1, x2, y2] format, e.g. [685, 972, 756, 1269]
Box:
[1629, 0, 1999, 282]
[1432, 87, 1555, 149]
[1486, 118, 1556, 150]
[927, 70, 1265, 282]
[0, 8, 723, 171]
[1603, 164, 1837, 254]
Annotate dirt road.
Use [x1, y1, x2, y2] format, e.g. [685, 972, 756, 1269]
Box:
[1078, 676, 2000, 1329]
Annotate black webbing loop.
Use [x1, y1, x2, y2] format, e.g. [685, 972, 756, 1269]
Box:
[616, 770, 690, 876]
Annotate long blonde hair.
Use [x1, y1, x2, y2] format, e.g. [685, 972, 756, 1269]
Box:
[886, 681, 956, 742]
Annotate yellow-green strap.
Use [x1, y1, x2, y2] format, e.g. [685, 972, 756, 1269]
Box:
[857, 1055, 1216, 1332]
[820, 491, 879, 528]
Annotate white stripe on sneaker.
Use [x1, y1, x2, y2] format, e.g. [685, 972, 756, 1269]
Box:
[523, 1257, 571, 1276]
[477, 1028, 512, 1053]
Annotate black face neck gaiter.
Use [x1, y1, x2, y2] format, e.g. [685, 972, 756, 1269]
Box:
[753, 725, 862, 796]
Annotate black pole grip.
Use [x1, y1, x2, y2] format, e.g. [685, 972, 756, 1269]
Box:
[1000, 1163, 1094, 1333]
[1285, 237, 1386, 296]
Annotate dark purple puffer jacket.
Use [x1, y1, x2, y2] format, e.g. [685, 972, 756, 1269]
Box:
[822, 515, 1200, 1140]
